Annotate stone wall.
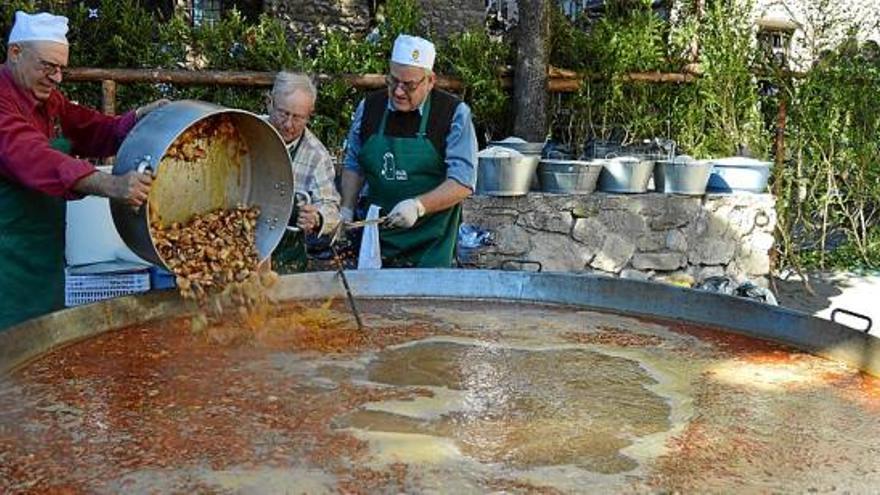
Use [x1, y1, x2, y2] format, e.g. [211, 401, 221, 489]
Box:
[461, 193, 777, 286]
[418, 0, 485, 39]
[263, 0, 372, 39]
[263, 0, 484, 40]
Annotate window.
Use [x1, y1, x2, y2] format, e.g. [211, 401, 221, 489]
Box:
[193, 0, 223, 26]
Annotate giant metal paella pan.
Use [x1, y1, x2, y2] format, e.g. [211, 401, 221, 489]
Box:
[2, 270, 879, 493]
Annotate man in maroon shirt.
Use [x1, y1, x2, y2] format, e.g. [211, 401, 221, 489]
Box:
[0, 11, 167, 329]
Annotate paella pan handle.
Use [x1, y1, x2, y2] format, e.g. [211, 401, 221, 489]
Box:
[831, 308, 873, 334]
[500, 259, 543, 273]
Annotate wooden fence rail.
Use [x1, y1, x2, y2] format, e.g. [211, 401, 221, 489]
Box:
[63, 67, 699, 115]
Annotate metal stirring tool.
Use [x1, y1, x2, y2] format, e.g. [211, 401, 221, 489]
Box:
[285, 192, 365, 330]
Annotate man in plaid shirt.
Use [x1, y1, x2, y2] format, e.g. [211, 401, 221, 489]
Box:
[267, 72, 341, 271]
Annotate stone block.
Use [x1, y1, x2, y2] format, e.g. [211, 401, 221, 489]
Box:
[528, 232, 594, 271]
[726, 206, 756, 237]
[631, 252, 687, 271]
[491, 224, 530, 255]
[589, 233, 635, 273]
[649, 196, 701, 229]
[748, 231, 776, 252]
[688, 238, 736, 265]
[637, 232, 667, 252]
[665, 229, 688, 252]
[597, 209, 647, 241]
[465, 213, 518, 231]
[518, 209, 573, 234]
[571, 217, 606, 249]
[734, 232, 774, 275]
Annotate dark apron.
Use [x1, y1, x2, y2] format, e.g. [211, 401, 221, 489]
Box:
[358, 96, 460, 267]
[272, 136, 308, 274]
[0, 137, 71, 329]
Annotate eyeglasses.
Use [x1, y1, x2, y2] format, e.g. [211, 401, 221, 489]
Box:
[35, 57, 65, 76]
[385, 74, 427, 93]
[272, 107, 311, 125]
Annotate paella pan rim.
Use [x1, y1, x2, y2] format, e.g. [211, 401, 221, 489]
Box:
[0, 269, 877, 377]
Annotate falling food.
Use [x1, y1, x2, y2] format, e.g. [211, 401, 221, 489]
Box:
[152, 204, 262, 302]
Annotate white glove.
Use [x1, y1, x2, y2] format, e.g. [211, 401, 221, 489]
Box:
[340, 206, 355, 224]
[386, 198, 425, 229]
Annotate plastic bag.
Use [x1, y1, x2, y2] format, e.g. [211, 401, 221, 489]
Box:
[357, 204, 382, 270]
[458, 223, 494, 249]
[695, 276, 778, 305]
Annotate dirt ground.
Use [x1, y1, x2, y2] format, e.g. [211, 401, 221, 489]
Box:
[773, 270, 880, 334]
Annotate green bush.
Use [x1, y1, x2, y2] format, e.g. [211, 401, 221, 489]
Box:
[777, 40, 880, 269]
[437, 30, 512, 140]
[549, 0, 767, 159]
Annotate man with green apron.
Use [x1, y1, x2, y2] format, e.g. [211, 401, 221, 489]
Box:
[265, 72, 341, 273]
[0, 11, 165, 329]
[340, 34, 478, 268]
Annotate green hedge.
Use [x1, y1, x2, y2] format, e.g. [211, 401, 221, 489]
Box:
[3, 0, 878, 268]
[1, 0, 511, 149]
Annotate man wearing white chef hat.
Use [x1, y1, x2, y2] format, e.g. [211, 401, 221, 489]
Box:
[340, 34, 477, 268]
[0, 11, 168, 329]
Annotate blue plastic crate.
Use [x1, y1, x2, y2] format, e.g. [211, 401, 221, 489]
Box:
[149, 266, 177, 290]
[65, 269, 150, 307]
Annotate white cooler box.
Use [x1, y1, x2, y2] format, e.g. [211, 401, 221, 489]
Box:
[65, 166, 145, 266]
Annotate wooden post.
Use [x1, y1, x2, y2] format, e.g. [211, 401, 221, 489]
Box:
[512, 0, 550, 141]
[101, 79, 116, 116]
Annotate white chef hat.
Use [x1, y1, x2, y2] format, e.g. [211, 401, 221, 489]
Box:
[390, 34, 435, 71]
[8, 11, 69, 46]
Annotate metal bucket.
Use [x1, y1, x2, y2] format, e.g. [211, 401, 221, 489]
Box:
[597, 156, 655, 193]
[706, 157, 773, 193]
[538, 159, 604, 194]
[653, 159, 713, 195]
[476, 147, 539, 196]
[488, 140, 545, 191]
[110, 100, 293, 268]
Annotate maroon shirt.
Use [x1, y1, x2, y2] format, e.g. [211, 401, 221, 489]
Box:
[0, 65, 136, 199]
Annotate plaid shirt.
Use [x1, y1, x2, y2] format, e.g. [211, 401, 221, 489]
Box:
[288, 128, 341, 236]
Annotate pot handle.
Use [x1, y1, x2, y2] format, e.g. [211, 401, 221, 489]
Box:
[135, 155, 154, 176]
[286, 191, 313, 233]
[831, 308, 873, 334]
[132, 156, 153, 214]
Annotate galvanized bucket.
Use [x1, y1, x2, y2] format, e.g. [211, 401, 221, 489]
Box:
[597, 156, 655, 193]
[476, 147, 539, 196]
[653, 159, 713, 195]
[538, 159, 604, 194]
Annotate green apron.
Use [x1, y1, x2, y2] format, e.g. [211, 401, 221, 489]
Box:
[358, 96, 460, 267]
[0, 137, 71, 329]
[272, 136, 308, 274]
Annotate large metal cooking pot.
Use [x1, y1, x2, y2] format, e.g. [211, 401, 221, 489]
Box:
[597, 156, 655, 193]
[111, 100, 293, 267]
[2, 270, 878, 377]
[476, 146, 539, 196]
[538, 159, 603, 194]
